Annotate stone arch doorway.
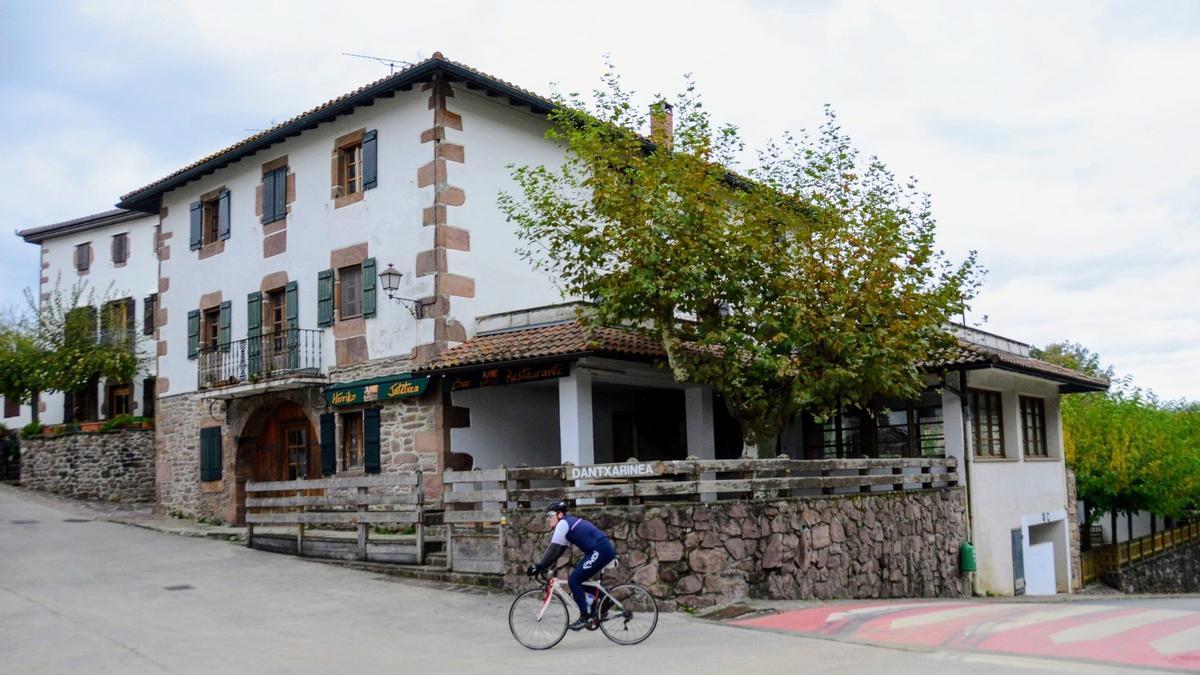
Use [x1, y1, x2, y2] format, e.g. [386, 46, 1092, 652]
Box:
[233, 399, 321, 523]
[246, 401, 320, 482]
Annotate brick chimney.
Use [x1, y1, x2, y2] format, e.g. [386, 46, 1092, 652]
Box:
[650, 101, 674, 150]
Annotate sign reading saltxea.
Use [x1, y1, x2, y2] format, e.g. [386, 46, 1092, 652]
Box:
[565, 462, 666, 481]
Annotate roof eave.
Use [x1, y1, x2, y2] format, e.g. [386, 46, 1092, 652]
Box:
[18, 209, 148, 244]
[115, 59, 556, 212]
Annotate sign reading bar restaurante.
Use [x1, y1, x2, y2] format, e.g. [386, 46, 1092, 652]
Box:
[324, 375, 430, 407]
[449, 362, 570, 392]
[566, 461, 666, 481]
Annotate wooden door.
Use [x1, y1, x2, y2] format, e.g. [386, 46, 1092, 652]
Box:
[251, 402, 320, 482]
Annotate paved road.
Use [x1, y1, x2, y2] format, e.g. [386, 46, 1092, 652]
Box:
[737, 599, 1200, 672]
[0, 486, 1149, 674]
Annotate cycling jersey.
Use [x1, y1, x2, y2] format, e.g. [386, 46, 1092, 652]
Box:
[550, 514, 610, 554]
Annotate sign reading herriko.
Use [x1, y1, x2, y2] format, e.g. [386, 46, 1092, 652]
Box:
[324, 375, 430, 407]
[565, 462, 666, 481]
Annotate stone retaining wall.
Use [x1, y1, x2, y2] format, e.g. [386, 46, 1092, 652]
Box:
[1103, 539, 1200, 593]
[504, 488, 969, 610]
[20, 429, 155, 502]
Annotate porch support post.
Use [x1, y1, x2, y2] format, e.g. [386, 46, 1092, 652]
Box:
[558, 369, 594, 467]
[685, 384, 716, 502]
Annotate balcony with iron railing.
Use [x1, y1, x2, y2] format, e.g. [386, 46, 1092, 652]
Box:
[198, 329, 324, 392]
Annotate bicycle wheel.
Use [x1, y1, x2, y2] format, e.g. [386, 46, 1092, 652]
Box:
[508, 588, 569, 650]
[598, 583, 658, 645]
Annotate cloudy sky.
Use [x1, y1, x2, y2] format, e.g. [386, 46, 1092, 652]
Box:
[2, 0, 1197, 400]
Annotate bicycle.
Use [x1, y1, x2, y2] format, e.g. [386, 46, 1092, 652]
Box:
[508, 566, 659, 650]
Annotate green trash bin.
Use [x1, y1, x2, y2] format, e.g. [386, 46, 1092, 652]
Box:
[960, 542, 977, 573]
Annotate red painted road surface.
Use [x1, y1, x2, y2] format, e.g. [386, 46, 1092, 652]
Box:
[736, 600, 1200, 672]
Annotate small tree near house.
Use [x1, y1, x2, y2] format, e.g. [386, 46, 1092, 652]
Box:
[501, 63, 982, 456]
[0, 277, 148, 424]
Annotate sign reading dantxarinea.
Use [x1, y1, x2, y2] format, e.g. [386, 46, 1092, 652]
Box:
[565, 462, 666, 481]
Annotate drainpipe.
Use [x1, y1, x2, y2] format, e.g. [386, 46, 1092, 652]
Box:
[958, 369, 980, 596]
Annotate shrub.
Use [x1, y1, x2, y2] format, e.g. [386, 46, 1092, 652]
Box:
[19, 420, 42, 439]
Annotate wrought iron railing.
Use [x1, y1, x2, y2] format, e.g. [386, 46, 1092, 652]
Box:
[198, 329, 324, 390]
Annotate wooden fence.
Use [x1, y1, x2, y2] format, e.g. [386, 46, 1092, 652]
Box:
[1093, 519, 1200, 579]
[246, 472, 424, 564]
[443, 455, 957, 519]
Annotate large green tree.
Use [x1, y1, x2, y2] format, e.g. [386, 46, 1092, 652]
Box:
[501, 65, 981, 455]
[1035, 342, 1200, 521]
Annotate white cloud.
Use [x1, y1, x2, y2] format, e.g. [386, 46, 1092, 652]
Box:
[2, 0, 1197, 399]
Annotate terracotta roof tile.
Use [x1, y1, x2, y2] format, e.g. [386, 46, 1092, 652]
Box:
[420, 322, 1109, 393]
[929, 339, 1110, 391]
[417, 322, 664, 371]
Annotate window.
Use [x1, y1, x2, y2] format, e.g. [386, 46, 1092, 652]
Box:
[103, 298, 134, 345]
[970, 389, 1005, 457]
[1020, 396, 1048, 457]
[339, 265, 362, 319]
[341, 411, 363, 470]
[331, 129, 376, 208]
[265, 288, 287, 361]
[202, 308, 221, 352]
[262, 165, 288, 224]
[285, 424, 309, 480]
[338, 144, 362, 197]
[111, 233, 129, 264]
[75, 243, 91, 272]
[4, 396, 19, 418]
[189, 188, 230, 251]
[106, 383, 132, 418]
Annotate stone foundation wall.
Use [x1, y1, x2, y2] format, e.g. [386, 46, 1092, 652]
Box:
[155, 391, 218, 519]
[504, 488, 969, 610]
[1103, 539, 1200, 593]
[20, 429, 155, 502]
[1065, 467, 1082, 591]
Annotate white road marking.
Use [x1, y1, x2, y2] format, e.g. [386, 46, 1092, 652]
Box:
[889, 605, 1014, 629]
[826, 603, 948, 623]
[976, 605, 1113, 635]
[1150, 624, 1200, 656]
[1050, 609, 1191, 644]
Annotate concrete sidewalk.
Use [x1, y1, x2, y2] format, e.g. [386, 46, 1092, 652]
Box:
[0, 482, 245, 540]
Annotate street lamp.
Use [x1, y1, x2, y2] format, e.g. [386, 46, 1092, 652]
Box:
[378, 263, 421, 318]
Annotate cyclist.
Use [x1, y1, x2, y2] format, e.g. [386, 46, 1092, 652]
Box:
[526, 499, 616, 631]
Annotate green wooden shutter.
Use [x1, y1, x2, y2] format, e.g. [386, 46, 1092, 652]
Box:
[362, 129, 378, 190]
[189, 201, 202, 250]
[187, 309, 200, 359]
[143, 294, 156, 336]
[363, 407, 381, 474]
[317, 269, 334, 327]
[218, 300, 232, 352]
[320, 412, 336, 476]
[361, 257, 376, 318]
[261, 171, 275, 224]
[274, 168, 287, 219]
[285, 281, 299, 370]
[246, 292, 262, 376]
[218, 189, 231, 241]
[200, 427, 222, 481]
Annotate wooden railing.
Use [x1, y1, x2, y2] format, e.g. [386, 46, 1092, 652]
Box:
[246, 472, 424, 563]
[442, 456, 958, 523]
[1095, 520, 1200, 574]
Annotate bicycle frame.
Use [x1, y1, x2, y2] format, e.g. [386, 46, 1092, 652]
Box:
[536, 575, 615, 622]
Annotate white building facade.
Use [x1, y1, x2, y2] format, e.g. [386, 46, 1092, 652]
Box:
[17, 209, 161, 428]
[15, 55, 1107, 597]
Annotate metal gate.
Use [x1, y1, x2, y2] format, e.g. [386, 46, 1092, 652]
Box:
[0, 434, 20, 481]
